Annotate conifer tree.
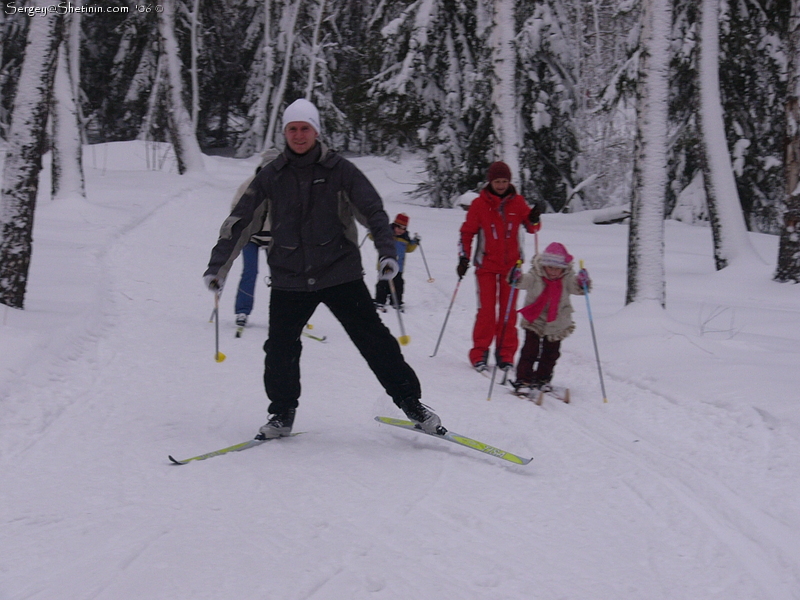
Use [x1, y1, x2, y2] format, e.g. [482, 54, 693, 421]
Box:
[776, 0, 800, 282]
[517, 0, 579, 211]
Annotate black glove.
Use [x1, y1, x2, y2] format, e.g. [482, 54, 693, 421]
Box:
[456, 257, 470, 278]
[528, 204, 541, 225]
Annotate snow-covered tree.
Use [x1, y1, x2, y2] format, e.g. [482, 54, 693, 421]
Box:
[491, 0, 521, 177]
[625, 0, 671, 307]
[238, 0, 318, 155]
[369, 0, 492, 206]
[263, 0, 302, 149]
[51, 18, 86, 200]
[0, 10, 62, 308]
[776, 0, 800, 282]
[0, 11, 29, 142]
[697, 0, 760, 269]
[189, 0, 201, 133]
[157, 0, 204, 173]
[517, 0, 580, 212]
[718, 0, 787, 235]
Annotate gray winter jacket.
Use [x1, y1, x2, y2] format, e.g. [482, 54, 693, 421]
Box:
[205, 143, 396, 292]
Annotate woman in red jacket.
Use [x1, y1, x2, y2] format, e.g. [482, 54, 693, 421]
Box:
[457, 161, 541, 372]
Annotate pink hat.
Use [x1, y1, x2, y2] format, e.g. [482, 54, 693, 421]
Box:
[540, 242, 573, 269]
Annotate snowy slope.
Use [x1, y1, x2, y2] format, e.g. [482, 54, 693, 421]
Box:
[1, 142, 799, 600]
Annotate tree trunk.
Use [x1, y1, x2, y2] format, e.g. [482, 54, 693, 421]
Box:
[190, 0, 200, 133]
[625, 0, 670, 307]
[490, 0, 520, 177]
[776, 0, 800, 282]
[304, 0, 327, 99]
[51, 31, 86, 200]
[697, 0, 759, 269]
[0, 11, 62, 309]
[157, 0, 204, 174]
[264, 0, 301, 148]
[237, 0, 275, 156]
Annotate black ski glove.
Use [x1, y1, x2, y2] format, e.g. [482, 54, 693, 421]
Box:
[456, 257, 470, 278]
[528, 203, 541, 225]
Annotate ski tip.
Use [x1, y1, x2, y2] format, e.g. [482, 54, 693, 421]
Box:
[168, 455, 187, 465]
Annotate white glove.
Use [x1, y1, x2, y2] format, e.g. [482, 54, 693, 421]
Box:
[204, 274, 224, 292]
[378, 257, 399, 281]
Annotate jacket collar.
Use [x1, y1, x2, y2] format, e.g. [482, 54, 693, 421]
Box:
[274, 142, 336, 170]
[480, 183, 517, 206]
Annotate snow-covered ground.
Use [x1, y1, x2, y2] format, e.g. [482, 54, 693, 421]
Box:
[1, 141, 799, 600]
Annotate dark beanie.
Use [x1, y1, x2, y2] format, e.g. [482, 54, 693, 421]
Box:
[487, 161, 512, 182]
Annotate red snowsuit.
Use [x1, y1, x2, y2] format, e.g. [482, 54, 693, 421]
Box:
[459, 185, 539, 366]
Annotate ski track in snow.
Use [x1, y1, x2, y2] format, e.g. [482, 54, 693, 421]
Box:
[1, 145, 799, 599]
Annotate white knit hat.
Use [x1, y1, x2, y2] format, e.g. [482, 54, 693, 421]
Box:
[282, 99, 321, 134]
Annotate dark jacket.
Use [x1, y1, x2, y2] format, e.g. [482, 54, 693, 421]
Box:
[205, 143, 396, 292]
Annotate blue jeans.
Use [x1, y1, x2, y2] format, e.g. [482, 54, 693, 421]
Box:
[235, 242, 261, 315]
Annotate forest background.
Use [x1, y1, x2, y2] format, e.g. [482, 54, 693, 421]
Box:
[1, 0, 800, 311]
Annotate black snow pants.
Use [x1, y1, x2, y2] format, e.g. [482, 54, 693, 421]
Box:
[263, 279, 420, 414]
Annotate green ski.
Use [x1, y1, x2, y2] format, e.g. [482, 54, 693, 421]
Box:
[375, 416, 532, 465]
[169, 433, 302, 465]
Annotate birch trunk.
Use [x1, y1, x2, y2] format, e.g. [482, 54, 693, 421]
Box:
[51, 32, 86, 200]
[190, 0, 200, 132]
[158, 0, 204, 174]
[697, 0, 758, 269]
[776, 0, 800, 282]
[264, 0, 301, 148]
[489, 0, 519, 177]
[69, 0, 86, 145]
[625, 0, 670, 307]
[238, 0, 275, 155]
[0, 11, 62, 308]
[304, 0, 327, 99]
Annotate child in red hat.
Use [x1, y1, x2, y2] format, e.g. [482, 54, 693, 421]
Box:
[374, 213, 419, 312]
[509, 242, 591, 393]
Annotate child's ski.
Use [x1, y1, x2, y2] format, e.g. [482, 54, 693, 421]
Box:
[538, 385, 570, 404]
[511, 384, 570, 405]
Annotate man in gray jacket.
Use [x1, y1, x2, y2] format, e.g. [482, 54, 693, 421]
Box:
[204, 99, 444, 440]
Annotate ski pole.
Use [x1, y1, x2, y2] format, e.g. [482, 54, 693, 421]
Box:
[359, 232, 369, 248]
[214, 292, 226, 362]
[487, 261, 522, 401]
[580, 260, 607, 403]
[430, 276, 463, 357]
[417, 240, 435, 282]
[389, 278, 410, 345]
